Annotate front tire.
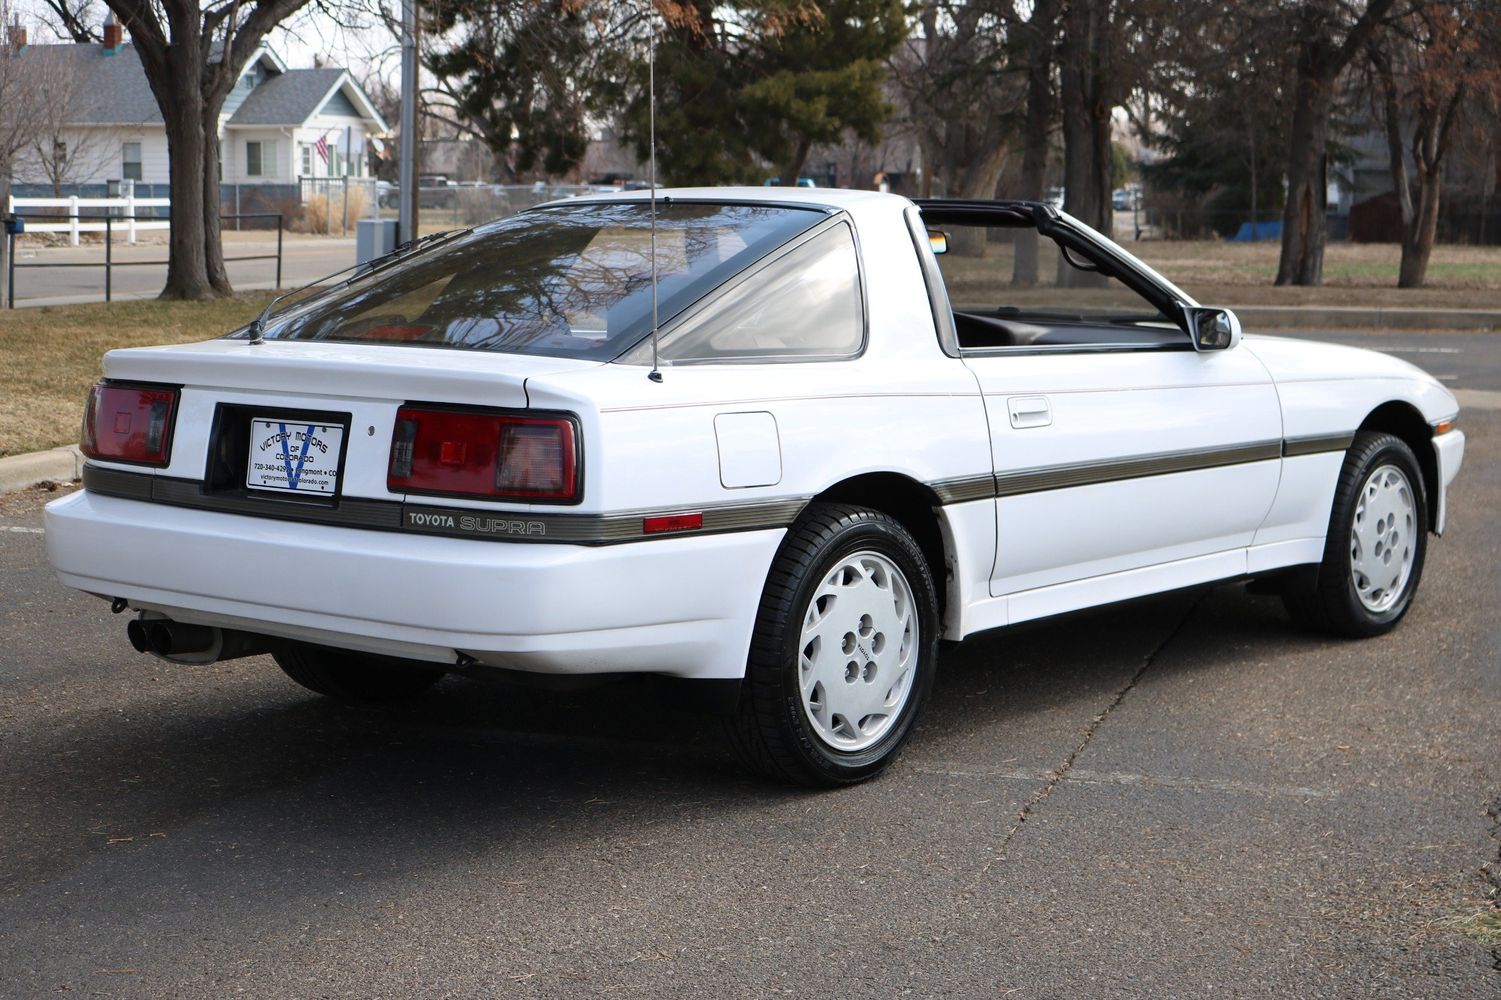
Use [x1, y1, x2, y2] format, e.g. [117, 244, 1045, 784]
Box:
[727, 504, 940, 787]
[274, 643, 445, 702]
[1282, 431, 1428, 637]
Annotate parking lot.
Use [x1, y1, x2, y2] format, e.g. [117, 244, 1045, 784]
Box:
[0, 329, 1496, 998]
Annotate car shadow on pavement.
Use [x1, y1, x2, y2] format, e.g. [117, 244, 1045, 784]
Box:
[1, 582, 1331, 898]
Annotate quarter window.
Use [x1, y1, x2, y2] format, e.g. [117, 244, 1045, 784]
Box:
[630, 223, 864, 364]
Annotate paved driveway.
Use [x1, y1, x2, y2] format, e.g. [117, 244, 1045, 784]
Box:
[0, 330, 1496, 997]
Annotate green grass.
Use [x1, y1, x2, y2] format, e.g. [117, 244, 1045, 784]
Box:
[0, 294, 272, 458]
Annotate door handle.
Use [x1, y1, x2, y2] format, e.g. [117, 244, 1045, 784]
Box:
[1007, 395, 1052, 429]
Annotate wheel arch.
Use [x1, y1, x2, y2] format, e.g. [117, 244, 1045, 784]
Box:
[809, 473, 950, 616]
[1356, 400, 1438, 531]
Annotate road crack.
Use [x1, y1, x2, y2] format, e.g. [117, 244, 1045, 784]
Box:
[988, 594, 1204, 867]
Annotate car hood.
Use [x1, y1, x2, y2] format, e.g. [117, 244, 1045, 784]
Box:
[1242, 334, 1439, 385]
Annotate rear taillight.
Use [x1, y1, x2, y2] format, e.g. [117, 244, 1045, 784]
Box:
[388, 405, 580, 503]
[80, 382, 178, 466]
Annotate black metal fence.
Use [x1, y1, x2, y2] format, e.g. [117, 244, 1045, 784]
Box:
[6, 213, 282, 308]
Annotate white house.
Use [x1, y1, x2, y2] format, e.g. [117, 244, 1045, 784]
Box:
[6, 21, 387, 195]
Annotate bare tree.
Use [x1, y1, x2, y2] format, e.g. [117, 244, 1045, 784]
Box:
[1, 9, 84, 303]
[1368, 0, 1501, 287]
[41, 0, 327, 299]
[1274, 0, 1397, 286]
[890, 1, 1018, 207]
[28, 61, 114, 195]
[1009, 0, 1061, 286]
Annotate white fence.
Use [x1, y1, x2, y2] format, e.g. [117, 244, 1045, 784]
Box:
[6, 191, 171, 246]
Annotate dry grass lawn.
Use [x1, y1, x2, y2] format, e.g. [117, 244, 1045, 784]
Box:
[0, 294, 272, 458]
[1126, 241, 1501, 309]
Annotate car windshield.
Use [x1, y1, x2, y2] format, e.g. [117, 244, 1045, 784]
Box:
[255, 201, 824, 360]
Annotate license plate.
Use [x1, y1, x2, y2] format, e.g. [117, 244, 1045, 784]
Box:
[246, 419, 345, 495]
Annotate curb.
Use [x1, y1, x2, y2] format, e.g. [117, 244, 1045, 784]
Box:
[1229, 305, 1501, 330]
[0, 446, 84, 494]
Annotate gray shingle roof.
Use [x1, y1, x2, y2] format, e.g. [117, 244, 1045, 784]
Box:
[7, 44, 378, 129]
[227, 68, 346, 126]
[12, 43, 163, 125]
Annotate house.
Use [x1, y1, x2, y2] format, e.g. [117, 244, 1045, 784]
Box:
[5, 20, 387, 199]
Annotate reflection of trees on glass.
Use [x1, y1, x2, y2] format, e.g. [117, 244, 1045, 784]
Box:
[266, 204, 818, 360]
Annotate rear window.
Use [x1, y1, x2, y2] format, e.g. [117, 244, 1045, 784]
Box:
[255, 202, 824, 360]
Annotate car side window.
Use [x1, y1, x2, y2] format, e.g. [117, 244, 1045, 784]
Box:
[928, 219, 1185, 352]
[624, 222, 864, 365]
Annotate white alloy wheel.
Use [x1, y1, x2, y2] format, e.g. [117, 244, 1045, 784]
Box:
[1349, 463, 1417, 613]
[797, 549, 919, 752]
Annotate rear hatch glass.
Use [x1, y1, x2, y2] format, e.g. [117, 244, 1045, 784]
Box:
[253, 202, 825, 360]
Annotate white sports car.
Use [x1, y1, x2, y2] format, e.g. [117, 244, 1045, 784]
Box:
[45, 188, 1465, 786]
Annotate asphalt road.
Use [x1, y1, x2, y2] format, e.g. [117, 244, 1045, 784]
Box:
[1, 331, 1497, 997]
[7, 235, 356, 305]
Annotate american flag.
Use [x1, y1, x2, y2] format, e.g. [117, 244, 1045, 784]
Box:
[314, 134, 331, 165]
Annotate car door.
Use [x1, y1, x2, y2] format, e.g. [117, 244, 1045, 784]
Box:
[918, 203, 1283, 614]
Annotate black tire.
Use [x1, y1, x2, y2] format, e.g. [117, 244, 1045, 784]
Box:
[1282, 431, 1428, 637]
[727, 504, 941, 787]
[274, 642, 445, 702]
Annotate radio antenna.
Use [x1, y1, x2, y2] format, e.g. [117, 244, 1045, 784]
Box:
[646, 3, 663, 384]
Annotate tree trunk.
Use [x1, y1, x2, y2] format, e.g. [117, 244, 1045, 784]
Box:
[1275, 71, 1332, 286]
[779, 134, 813, 187]
[1012, 64, 1051, 287]
[1399, 171, 1441, 288]
[201, 106, 231, 295]
[160, 56, 214, 300]
[1058, 0, 1111, 287]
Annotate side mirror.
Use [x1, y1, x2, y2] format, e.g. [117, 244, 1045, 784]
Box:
[927, 230, 948, 255]
[1185, 306, 1241, 351]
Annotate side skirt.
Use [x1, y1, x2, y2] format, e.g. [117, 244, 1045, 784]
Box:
[954, 540, 1326, 639]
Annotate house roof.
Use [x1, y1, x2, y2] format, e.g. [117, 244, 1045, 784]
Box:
[227, 68, 346, 126]
[14, 43, 163, 126]
[9, 43, 383, 130]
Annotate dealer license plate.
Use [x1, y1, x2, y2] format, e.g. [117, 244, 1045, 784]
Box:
[246, 419, 345, 495]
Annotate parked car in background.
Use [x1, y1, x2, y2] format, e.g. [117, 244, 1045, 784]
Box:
[46, 188, 1464, 787]
[764, 177, 818, 188]
[417, 174, 455, 209]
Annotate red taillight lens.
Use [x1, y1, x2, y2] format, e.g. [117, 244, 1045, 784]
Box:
[80, 382, 178, 466]
[388, 406, 579, 502]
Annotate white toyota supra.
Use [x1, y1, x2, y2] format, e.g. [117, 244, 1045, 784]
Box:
[45, 188, 1465, 785]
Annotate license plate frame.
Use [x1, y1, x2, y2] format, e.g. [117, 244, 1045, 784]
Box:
[246, 418, 346, 496]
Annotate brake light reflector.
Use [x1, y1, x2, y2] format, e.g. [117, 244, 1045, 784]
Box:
[388, 406, 579, 502]
[80, 383, 178, 466]
[643, 512, 703, 535]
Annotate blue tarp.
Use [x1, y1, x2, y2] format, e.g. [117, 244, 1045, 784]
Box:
[1231, 219, 1281, 242]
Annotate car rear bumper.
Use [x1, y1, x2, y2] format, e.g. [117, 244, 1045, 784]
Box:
[45, 490, 781, 680]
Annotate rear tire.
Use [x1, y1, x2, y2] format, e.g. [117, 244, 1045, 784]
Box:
[727, 504, 940, 787]
[275, 643, 445, 702]
[1282, 431, 1428, 637]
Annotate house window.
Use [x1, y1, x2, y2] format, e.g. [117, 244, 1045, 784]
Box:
[122, 142, 142, 181]
[300, 144, 313, 176]
[246, 140, 277, 178]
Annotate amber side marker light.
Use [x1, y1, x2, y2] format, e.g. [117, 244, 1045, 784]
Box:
[643, 512, 704, 535]
[1434, 419, 1456, 435]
